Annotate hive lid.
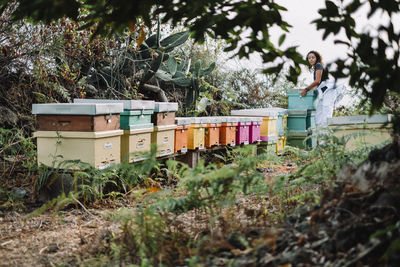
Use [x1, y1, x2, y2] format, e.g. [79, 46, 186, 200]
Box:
[207, 117, 223, 124]
[247, 117, 262, 123]
[175, 117, 192, 125]
[288, 109, 308, 115]
[154, 102, 178, 112]
[192, 117, 206, 124]
[231, 108, 285, 117]
[328, 114, 392, 125]
[32, 103, 123, 115]
[287, 88, 304, 94]
[74, 98, 155, 110]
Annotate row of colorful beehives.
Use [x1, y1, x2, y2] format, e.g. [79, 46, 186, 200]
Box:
[230, 108, 288, 155]
[32, 99, 283, 169]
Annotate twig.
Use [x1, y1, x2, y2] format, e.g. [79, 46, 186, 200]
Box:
[70, 194, 101, 222]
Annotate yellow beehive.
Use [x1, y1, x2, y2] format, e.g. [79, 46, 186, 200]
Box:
[276, 136, 287, 155]
[187, 117, 205, 150]
[260, 116, 278, 138]
[121, 127, 154, 162]
[151, 124, 177, 157]
[34, 130, 123, 169]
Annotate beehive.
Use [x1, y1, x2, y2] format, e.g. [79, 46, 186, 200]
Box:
[74, 99, 155, 129]
[276, 136, 287, 155]
[249, 117, 262, 143]
[121, 127, 154, 162]
[220, 117, 238, 146]
[187, 117, 205, 150]
[151, 124, 177, 157]
[236, 117, 250, 145]
[287, 131, 309, 149]
[287, 109, 308, 132]
[175, 117, 192, 153]
[327, 114, 392, 150]
[287, 88, 316, 110]
[33, 103, 123, 132]
[204, 117, 221, 148]
[34, 130, 123, 169]
[152, 102, 178, 126]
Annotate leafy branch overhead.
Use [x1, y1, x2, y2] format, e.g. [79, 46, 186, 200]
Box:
[1, 0, 305, 84]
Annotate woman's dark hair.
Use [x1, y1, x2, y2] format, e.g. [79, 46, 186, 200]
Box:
[307, 50, 329, 80]
[306, 50, 323, 68]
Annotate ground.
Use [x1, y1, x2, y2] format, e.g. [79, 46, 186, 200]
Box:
[0, 161, 298, 266]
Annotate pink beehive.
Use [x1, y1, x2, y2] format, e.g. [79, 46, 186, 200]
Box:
[235, 117, 250, 145]
[249, 117, 262, 143]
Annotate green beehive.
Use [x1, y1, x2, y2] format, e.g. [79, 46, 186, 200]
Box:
[287, 109, 308, 132]
[74, 99, 155, 130]
[287, 131, 309, 149]
[287, 89, 316, 110]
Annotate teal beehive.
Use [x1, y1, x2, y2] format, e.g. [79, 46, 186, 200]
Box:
[306, 110, 316, 129]
[287, 89, 316, 110]
[287, 109, 308, 132]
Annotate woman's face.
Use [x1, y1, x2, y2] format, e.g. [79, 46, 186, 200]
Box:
[307, 53, 317, 66]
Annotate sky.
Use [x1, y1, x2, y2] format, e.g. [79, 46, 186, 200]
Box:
[230, 0, 400, 106]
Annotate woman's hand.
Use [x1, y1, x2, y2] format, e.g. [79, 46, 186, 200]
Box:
[301, 89, 307, 97]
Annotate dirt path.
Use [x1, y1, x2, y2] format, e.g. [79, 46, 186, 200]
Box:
[0, 162, 297, 266]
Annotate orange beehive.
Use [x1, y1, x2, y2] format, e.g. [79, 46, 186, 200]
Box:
[219, 117, 238, 146]
[204, 117, 221, 148]
[174, 117, 191, 153]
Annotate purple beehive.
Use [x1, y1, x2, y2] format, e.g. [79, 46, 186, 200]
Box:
[235, 117, 250, 145]
[249, 117, 262, 143]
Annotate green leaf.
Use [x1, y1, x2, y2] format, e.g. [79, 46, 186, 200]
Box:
[200, 62, 216, 76]
[167, 56, 177, 76]
[155, 70, 173, 81]
[278, 34, 286, 46]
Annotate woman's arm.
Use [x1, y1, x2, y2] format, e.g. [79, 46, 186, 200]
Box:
[301, 69, 323, 96]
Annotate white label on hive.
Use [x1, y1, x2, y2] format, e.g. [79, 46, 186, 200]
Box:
[136, 140, 145, 148]
[104, 142, 113, 149]
[162, 136, 169, 144]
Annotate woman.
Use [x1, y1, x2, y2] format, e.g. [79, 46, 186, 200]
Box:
[301, 51, 344, 127]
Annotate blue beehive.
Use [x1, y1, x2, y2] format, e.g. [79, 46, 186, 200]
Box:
[287, 89, 316, 110]
[287, 109, 308, 132]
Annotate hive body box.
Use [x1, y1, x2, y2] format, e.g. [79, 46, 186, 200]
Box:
[151, 125, 177, 157]
[152, 102, 178, 126]
[187, 117, 206, 150]
[276, 136, 287, 155]
[219, 117, 238, 146]
[328, 114, 392, 150]
[121, 127, 154, 162]
[236, 117, 250, 145]
[33, 103, 123, 132]
[73, 99, 155, 129]
[249, 117, 262, 143]
[175, 117, 192, 153]
[287, 109, 308, 132]
[287, 89, 316, 110]
[36, 114, 120, 132]
[203, 117, 221, 148]
[35, 130, 123, 169]
[287, 131, 309, 149]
